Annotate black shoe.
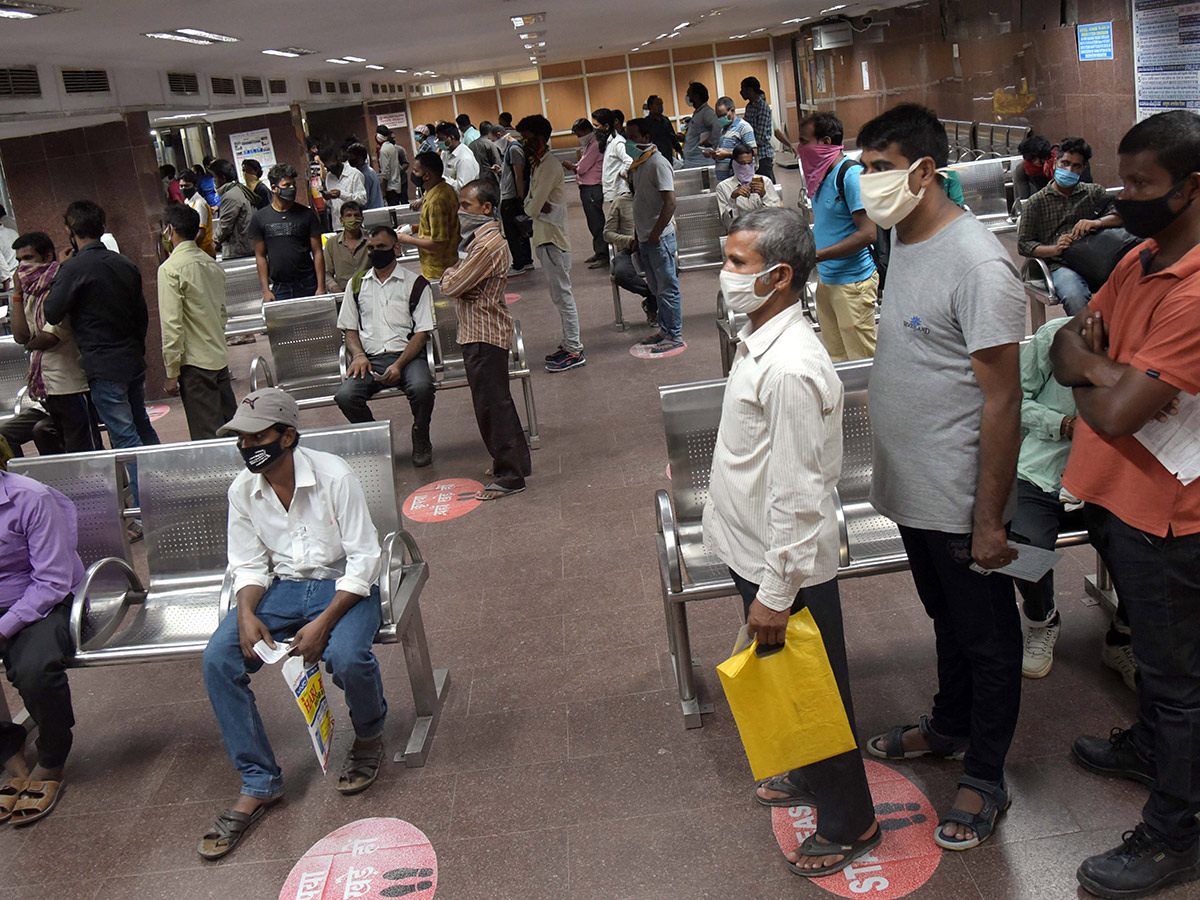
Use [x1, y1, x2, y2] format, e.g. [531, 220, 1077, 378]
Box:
[1077, 824, 1199, 899]
[411, 426, 432, 468]
[582, 254, 600, 264]
[1073, 728, 1155, 787]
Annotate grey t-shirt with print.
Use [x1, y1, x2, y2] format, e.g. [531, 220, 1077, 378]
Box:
[631, 151, 677, 242]
[868, 213, 1027, 533]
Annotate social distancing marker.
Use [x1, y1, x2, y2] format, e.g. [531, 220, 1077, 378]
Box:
[504, 292, 520, 304]
[280, 817, 437, 899]
[146, 404, 170, 422]
[771, 760, 941, 898]
[403, 478, 484, 522]
[629, 341, 688, 360]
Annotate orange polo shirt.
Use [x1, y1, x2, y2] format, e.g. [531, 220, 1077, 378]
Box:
[1062, 239, 1200, 537]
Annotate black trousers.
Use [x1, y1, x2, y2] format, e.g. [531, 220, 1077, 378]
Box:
[0, 407, 61, 457]
[462, 342, 531, 489]
[1086, 504, 1200, 847]
[578, 184, 608, 261]
[756, 158, 776, 182]
[898, 525, 1022, 784]
[730, 570, 875, 844]
[500, 197, 533, 270]
[41, 391, 102, 453]
[333, 353, 434, 436]
[178, 365, 237, 442]
[1, 601, 74, 769]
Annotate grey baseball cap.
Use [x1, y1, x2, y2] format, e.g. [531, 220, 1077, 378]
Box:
[217, 388, 300, 436]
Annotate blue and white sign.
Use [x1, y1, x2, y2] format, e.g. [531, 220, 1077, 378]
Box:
[1078, 22, 1114, 61]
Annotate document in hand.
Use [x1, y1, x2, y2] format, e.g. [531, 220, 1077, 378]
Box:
[1135, 391, 1200, 486]
[254, 640, 335, 774]
[537, 201, 568, 230]
[717, 609, 857, 779]
[970, 542, 1062, 583]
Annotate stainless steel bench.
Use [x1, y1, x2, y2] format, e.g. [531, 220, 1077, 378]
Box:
[675, 193, 725, 272]
[654, 362, 1097, 728]
[952, 156, 1022, 234]
[221, 257, 266, 339]
[0, 335, 29, 423]
[674, 165, 717, 197]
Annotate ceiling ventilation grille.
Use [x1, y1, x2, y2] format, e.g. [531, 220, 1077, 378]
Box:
[308, 79, 322, 94]
[167, 71, 200, 95]
[61, 68, 110, 94]
[211, 76, 237, 95]
[242, 76, 264, 96]
[269, 78, 287, 94]
[0, 66, 40, 98]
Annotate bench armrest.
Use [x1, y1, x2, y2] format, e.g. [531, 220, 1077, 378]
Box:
[511, 318, 528, 371]
[250, 355, 275, 391]
[655, 489, 683, 594]
[218, 567, 236, 623]
[13, 385, 26, 417]
[1021, 258, 1057, 302]
[72, 556, 146, 653]
[379, 529, 427, 630]
[831, 487, 850, 569]
[338, 343, 348, 379]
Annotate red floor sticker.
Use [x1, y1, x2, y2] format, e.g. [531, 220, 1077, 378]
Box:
[504, 292, 520, 304]
[146, 404, 170, 422]
[771, 760, 941, 898]
[403, 478, 483, 522]
[280, 817, 437, 899]
[629, 341, 688, 359]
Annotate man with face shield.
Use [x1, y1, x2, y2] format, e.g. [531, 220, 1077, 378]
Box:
[247, 163, 326, 302]
[200, 388, 389, 860]
[855, 105, 1027, 854]
[1050, 110, 1200, 900]
[703, 207, 880, 879]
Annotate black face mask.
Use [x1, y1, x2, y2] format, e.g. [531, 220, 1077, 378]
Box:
[1114, 181, 1191, 239]
[369, 247, 396, 269]
[239, 437, 288, 473]
[181, 186, 197, 199]
[410, 171, 425, 188]
[276, 186, 297, 203]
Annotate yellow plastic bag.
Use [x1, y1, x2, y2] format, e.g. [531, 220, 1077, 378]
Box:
[717, 608, 857, 780]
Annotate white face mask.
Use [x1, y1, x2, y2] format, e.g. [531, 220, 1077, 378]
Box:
[719, 263, 782, 314]
[859, 158, 929, 229]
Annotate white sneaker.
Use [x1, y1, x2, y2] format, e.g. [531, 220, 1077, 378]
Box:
[1102, 641, 1137, 691]
[1022, 619, 1060, 678]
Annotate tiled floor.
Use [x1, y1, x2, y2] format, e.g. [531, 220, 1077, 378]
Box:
[3, 167, 1189, 900]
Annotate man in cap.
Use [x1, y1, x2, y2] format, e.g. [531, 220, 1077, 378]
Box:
[198, 387, 388, 860]
[376, 125, 408, 205]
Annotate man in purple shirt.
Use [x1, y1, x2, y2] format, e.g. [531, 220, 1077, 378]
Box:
[0, 469, 83, 826]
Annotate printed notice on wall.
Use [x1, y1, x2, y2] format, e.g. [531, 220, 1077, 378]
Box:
[229, 128, 277, 171]
[1133, 0, 1200, 120]
[377, 112, 408, 130]
[1078, 22, 1114, 60]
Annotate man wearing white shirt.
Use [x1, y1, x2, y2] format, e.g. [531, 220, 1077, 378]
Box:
[437, 123, 480, 192]
[716, 143, 782, 228]
[334, 226, 436, 467]
[703, 208, 879, 879]
[320, 145, 367, 221]
[200, 387, 388, 860]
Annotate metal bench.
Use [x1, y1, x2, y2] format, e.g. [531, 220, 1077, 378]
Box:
[675, 193, 725, 272]
[975, 123, 1031, 159]
[654, 361, 1095, 728]
[952, 156, 1021, 234]
[674, 165, 716, 196]
[942, 119, 976, 162]
[8, 421, 448, 766]
[250, 295, 345, 409]
[221, 257, 266, 338]
[0, 335, 29, 422]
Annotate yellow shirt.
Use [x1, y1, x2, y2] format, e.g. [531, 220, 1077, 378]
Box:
[157, 240, 229, 378]
[418, 181, 461, 280]
[186, 193, 217, 258]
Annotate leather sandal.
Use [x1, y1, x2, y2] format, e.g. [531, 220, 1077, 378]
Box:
[0, 776, 29, 824]
[10, 779, 64, 827]
[755, 773, 817, 808]
[198, 803, 273, 860]
[337, 741, 384, 796]
[934, 775, 1011, 851]
[786, 823, 883, 878]
[867, 714, 968, 761]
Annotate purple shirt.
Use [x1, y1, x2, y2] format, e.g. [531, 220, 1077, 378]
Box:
[0, 471, 84, 639]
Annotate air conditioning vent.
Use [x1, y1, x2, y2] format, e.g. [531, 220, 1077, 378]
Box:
[324, 81, 335, 93]
[242, 76, 264, 97]
[0, 66, 40, 98]
[338, 81, 349, 94]
[167, 71, 200, 95]
[371, 83, 380, 94]
[351, 82, 361, 93]
[269, 78, 287, 94]
[211, 76, 237, 96]
[308, 79, 322, 94]
[61, 68, 110, 94]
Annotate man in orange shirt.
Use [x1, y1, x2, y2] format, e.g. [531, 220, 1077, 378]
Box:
[1050, 110, 1200, 900]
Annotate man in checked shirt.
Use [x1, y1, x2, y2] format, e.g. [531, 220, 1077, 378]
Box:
[439, 178, 532, 500]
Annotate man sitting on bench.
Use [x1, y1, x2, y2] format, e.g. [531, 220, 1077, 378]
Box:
[0, 467, 84, 826]
[334, 225, 436, 468]
[200, 388, 388, 860]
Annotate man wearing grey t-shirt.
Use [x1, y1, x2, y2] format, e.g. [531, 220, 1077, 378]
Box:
[857, 105, 1026, 854]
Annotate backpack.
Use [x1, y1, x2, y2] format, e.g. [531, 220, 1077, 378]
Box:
[349, 268, 429, 341]
[828, 157, 889, 293]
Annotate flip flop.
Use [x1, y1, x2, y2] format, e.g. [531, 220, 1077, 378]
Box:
[476, 482, 526, 502]
[755, 773, 818, 808]
[337, 741, 384, 796]
[10, 779, 64, 827]
[198, 803, 273, 860]
[0, 776, 29, 825]
[786, 823, 883, 878]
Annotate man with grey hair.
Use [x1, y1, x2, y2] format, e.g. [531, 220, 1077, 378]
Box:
[703, 207, 880, 878]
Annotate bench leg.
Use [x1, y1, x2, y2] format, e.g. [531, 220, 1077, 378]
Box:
[612, 278, 626, 331]
[663, 597, 708, 729]
[393, 602, 450, 767]
[1085, 551, 1119, 616]
[521, 373, 540, 449]
[717, 325, 734, 378]
[1029, 294, 1047, 331]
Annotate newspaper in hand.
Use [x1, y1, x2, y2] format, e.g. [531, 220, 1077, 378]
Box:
[253, 639, 334, 775]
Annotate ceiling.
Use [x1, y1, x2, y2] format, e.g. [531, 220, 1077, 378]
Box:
[0, 0, 885, 82]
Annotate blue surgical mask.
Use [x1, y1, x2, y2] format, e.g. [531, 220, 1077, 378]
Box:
[717, 116, 731, 128]
[1054, 167, 1081, 188]
[437, 140, 448, 152]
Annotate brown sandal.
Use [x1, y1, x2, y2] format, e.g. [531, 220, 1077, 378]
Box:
[11, 779, 64, 827]
[337, 741, 384, 795]
[198, 804, 271, 860]
[0, 776, 29, 824]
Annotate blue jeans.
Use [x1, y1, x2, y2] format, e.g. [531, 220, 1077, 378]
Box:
[1051, 266, 1092, 316]
[641, 231, 682, 339]
[272, 272, 319, 300]
[89, 375, 160, 506]
[202, 578, 386, 798]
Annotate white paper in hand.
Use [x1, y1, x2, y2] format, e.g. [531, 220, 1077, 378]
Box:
[971, 541, 1062, 582]
[253, 638, 290, 665]
[1134, 392, 1200, 486]
[537, 201, 568, 230]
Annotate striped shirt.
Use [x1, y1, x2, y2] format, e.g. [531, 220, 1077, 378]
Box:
[702, 302, 844, 610]
[439, 221, 513, 350]
[743, 95, 776, 161]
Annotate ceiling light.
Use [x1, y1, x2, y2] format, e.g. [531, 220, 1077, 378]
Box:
[668, 31, 680, 37]
[523, 41, 545, 49]
[0, 2, 74, 17]
[325, 58, 351, 64]
[394, 69, 407, 73]
[655, 33, 668, 39]
[675, 21, 690, 28]
[262, 49, 298, 57]
[262, 46, 315, 57]
[176, 28, 239, 42]
[511, 12, 546, 28]
[641, 40, 651, 45]
[342, 55, 366, 62]
[145, 32, 211, 44]
[750, 27, 766, 33]
[782, 16, 811, 23]
[630, 47, 639, 52]
[365, 64, 384, 70]
[820, 4, 847, 11]
[728, 33, 748, 38]
[0, 9, 36, 17]
[518, 31, 543, 39]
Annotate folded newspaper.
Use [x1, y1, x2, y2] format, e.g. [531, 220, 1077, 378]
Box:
[254, 639, 334, 775]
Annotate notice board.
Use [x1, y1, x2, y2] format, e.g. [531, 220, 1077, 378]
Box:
[1133, 0, 1200, 119]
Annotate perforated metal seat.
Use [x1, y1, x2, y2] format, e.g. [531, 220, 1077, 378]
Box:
[674, 194, 725, 271]
[221, 257, 266, 337]
[0, 336, 29, 422]
[249, 294, 344, 409]
[951, 156, 1021, 233]
[673, 165, 716, 197]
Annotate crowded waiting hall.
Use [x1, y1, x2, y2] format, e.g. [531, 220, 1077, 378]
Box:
[0, 2, 1198, 899]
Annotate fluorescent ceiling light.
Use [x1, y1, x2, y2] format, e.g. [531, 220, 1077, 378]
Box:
[262, 49, 298, 57]
[518, 31, 543, 39]
[630, 47, 639, 52]
[342, 55, 366, 62]
[523, 41, 545, 49]
[262, 46, 314, 57]
[655, 33, 668, 39]
[176, 28, 238, 42]
[511, 12, 546, 28]
[145, 32, 211, 44]
[365, 64, 384, 70]
[0, 9, 36, 17]
[675, 21, 690, 28]
[820, 3, 847, 11]
[668, 31, 680, 37]
[0, 2, 74, 17]
[782, 16, 811, 23]
[641, 40, 651, 45]
[394, 69, 407, 73]
[728, 33, 748, 38]
[326, 58, 351, 64]
[750, 27, 766, 33]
